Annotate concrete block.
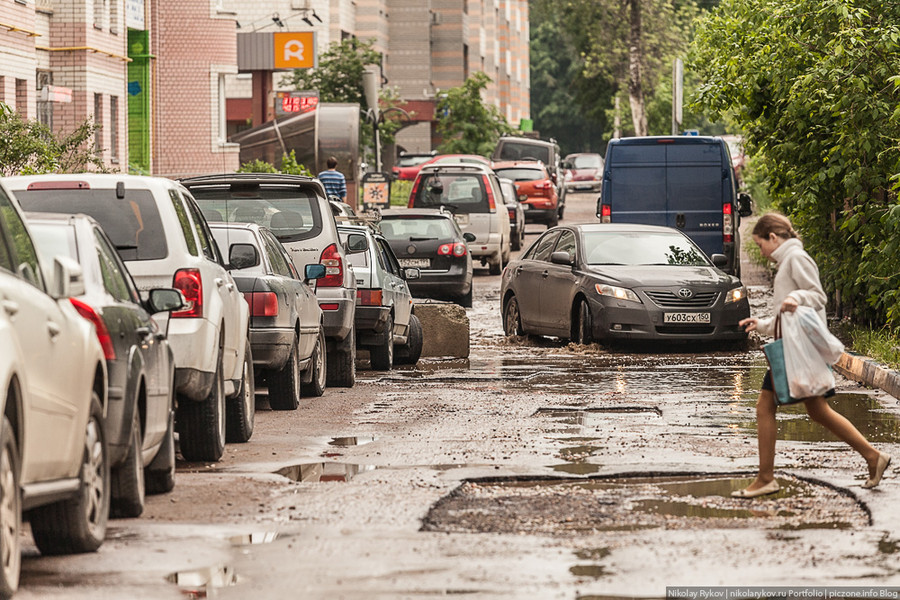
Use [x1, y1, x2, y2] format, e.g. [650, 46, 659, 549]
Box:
[414, 301, 470, 359]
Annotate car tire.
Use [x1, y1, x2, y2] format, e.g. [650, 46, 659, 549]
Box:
[489, 257, 502, 276]
[268, 337, 301, 410]
[145, 408, 175, 495]
[370, 313, 394, 371]
[502, 238, 511, 264]
[511, 229, 522, 251]
[30, 393, 109, 555]
[548, 213, 559, 228]
[176, 345, 226, 462]
[226, 343, 255, 443]
[573, 299, 594, 345]
[300, 327, 327, 397]
[558, 204, 565, 220]
[394, 314, 423, 365]
[458, 287, 473, 309]
[503, 296, 525, 336]
[0, 416, 21, 598]
[326, 327, 356, 388]
[110, 409, 145, 518]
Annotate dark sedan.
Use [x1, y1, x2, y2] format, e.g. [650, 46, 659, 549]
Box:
[27, 213, 185, 518]
[210, 223, 327, 411]
[379, 209, 475, 307]
[500, 224, 750, 344]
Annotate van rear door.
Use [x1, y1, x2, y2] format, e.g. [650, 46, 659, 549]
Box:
[664, 142, 725, 260]
[604, 143, 668, 226]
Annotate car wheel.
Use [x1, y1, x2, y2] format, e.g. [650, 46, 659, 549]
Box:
[300, 327, 327, 397]
[502, 238, 511, 263]
[326, 327, 356, 388]
[31, 393, 109, 555]
[489, 257, 502, 276]
[573, 299, 594, 345]
[458, 287, 473, 308]
[370, 313, 394, 371]
[145, 408, 175, 495]
[110, 409, 145, 518]
[0, 416, 21, 598]
[503, 296, 524, 336]
[394, 313, 423, 365]
[226, 343, 255, 443]
[548, 213, 559, 228]
[558, 203, 565, 220]
[268, 337, 301, 410]
[511, 228, 522, 251]
[176, 345, 226, 462]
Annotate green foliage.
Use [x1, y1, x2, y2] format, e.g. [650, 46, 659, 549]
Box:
[434, 72, 515, 156]
[0, 103, 105, 176]
[237, 151, 312, 176]
[690, 0, 900, 326]
[846, 325, 900, 370]
[237, 159, 279, 173]
[390, 180, 412, 206]
[282, 38, 381, 109]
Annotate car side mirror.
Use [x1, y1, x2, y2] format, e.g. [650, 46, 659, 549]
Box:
[711, 253, 728, 268]
[463, 232, 476, 243]
[345, 233, 368, 254]
[402, 267, 421, 281]
[550, 251, 574, 266]
[305, 264, 326, 281]
[737, 192, 753, 217]
[228, 243, 259, 270]
[49, 256, 85, 299]
[562, 161, 574, 170]
[147, 288, 186, 314]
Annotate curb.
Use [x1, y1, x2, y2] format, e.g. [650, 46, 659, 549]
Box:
[834, 352, 900, 401]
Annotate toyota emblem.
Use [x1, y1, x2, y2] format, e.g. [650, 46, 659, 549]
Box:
[406, 244, 416, 255]
[677, 288, 693, 299]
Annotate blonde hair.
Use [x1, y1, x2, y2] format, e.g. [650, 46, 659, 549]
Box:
[752, 212, 798, 240]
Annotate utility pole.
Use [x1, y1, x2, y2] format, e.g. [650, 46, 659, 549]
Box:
[672, 58, 683, 135]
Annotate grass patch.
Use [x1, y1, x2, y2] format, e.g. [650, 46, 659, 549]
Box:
[390, 180, 412, 206]
[847, 326, 900, 370]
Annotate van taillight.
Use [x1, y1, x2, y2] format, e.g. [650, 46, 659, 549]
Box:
[317, 243, 343, 288]
[723, 203, 733, 243]
[70, 298, 116, 360]
[483, 176, 496, 209]
[408, 176, 422, 208]
[244, 292, 279, 317]
[601, 204, 611, 223]
[172, 268, 203, 318]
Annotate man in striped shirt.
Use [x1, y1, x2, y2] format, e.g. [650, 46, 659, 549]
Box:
[318, 156, 347, 201]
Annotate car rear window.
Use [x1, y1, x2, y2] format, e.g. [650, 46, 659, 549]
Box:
[583, 231, 710, 267]
[15, 189, 167, 261]
[570, 155, 602, 169]
[191, 185, 322, 243]
[380, 217, 455, 241]
[493, 167, 545, 182]
[496, 142, 550, 163]
[398, 155, 434, 168]
[411, 174, 490, 214]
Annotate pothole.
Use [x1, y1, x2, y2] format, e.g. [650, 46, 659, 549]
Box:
[421, 474, 869, 535]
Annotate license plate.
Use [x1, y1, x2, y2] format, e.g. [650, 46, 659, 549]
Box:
[399, 258, 430, 268]
[454, 214, 469, 225]
[664, 312, 710, 324]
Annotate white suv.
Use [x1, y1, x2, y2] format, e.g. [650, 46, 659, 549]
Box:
[6, 175, 252, 462]
[0, 181, 110, 595]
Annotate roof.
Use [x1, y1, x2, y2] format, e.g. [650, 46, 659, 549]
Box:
[2, 173, 182, 193]
[380, 208, 453, 219]
[567, 223, 692, 235]
[417, 163, 493, 175]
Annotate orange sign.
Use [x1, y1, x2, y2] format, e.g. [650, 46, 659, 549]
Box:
[274, 32, 316, 69]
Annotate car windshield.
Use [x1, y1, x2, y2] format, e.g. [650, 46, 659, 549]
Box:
[570, 155, 602, 169]
[15, 189, 168, 261]
[412, 173, 490, 213]
[583, 231, 710, 267]
[398, 155, 434, 168]
[497, 142, 551, 163]
[380, 217, 455, 241]
[494, 167, 545, 182]
[191, 186, 320, 243]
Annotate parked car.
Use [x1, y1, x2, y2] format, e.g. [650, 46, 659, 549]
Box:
[380, 209, 475, 307]
[595, 136, 753, 276]
[26, 213, 185, 518]
[6, 174, 253, 462]
[498, 177, 525, 251]
[491, 135, 566, 217]
[338, 223, 423, 369]
[427, 154, 492, 168]
[209, 222, 327, 410]
[407, 163, 511, 274]
[500, 223, 750, 344]
[493, 161, 560, 229]
[180, 173, 358, 389]
[563, 152, 604, 193]
[392, 151, 437, 180]
[0, 181, 110, 596]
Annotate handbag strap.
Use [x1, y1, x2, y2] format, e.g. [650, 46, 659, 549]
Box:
[774, 313, 782, 340]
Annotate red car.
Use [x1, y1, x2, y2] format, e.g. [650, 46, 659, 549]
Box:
[392, 151, 437, 180]
[493, 160, 560, 228]
[563, 152, 604, 193]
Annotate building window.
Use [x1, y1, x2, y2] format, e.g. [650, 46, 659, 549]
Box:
[109, 96, 119, 162]
[94, 93, 103, 154]
[15, 79, 28, 119]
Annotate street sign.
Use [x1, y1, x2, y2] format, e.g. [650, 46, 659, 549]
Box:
[274, 32, 316, 69]
[361, 172, 391, 210]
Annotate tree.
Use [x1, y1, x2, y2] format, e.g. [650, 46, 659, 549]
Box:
[237, 150, 312, 176]
[434, 72, 515, 156]
[690, 0, 900, 325]
[282, 38, 381, 110]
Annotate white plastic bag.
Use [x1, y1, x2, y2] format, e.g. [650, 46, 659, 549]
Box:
[794, 306, 844, 364]
[781, 308, 837, 398]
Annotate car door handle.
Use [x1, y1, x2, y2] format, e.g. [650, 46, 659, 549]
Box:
[47, 320, 61, 339]
[215, 278, 225, 287]
[135, 326, 151, 339]
[1, 300, 18, 316]
[515, 266, 523, 275]
[542, 270, 549, 278]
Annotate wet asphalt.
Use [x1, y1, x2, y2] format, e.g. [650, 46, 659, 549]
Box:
[15, 193, 900, 599]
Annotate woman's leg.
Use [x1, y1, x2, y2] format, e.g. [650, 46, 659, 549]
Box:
[803, 397, 881, 475]
[745, 389, 778, 490]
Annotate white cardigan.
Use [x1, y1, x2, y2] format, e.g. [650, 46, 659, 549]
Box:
[756, 238, 828, 337]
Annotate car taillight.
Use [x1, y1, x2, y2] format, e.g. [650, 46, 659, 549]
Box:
[600, 204, 611, 223]
[408, 176, 422, 208]
[483, 175, 496, 209]
[438, 242, 468, 257]
[172, 268, 203, 318]
[722, 203, 734, 243]
[357, 289, 383, 306]
[244, 292, 279, 317]
[508, 209, 515, 219]
[70, 298, 116, 360]
[317, 243, 343, 288]
[533, 181, 551, 190]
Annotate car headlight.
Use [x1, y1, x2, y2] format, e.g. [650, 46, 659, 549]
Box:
[595, 283, 641, 303]
[724, 286, 746, 304]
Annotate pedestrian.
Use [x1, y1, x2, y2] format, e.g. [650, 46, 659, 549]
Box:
[318, 156, 347, 202]
[733, 212, 891, 497]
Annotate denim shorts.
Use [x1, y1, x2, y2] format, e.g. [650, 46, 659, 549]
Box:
[762, 370, 835, 398]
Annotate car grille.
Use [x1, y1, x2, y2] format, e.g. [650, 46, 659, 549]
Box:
[656, 325, 716, 335]
[644, 290, 719, 309]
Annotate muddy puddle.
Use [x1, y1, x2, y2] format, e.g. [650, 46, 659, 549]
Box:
[275, 462, 377, 482]
[421, 474, 868, 535]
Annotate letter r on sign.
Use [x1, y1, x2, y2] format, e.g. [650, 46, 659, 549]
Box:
[284, 40, 304, 62]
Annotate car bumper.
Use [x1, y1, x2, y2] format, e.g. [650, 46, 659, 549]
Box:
[250, 327, 294, 371]
[175, 367, 216, 402]
[522, 207, 557, 224]
[566, 181, 601, 192]
[468, 233, 502, 259]
[408, 269, 471, 300]
[589, 296, 750, 342]
[355, 305, 391, 345]
[316, 288, 355, 343]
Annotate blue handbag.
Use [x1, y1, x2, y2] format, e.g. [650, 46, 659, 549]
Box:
[762, 315, 804, 406]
